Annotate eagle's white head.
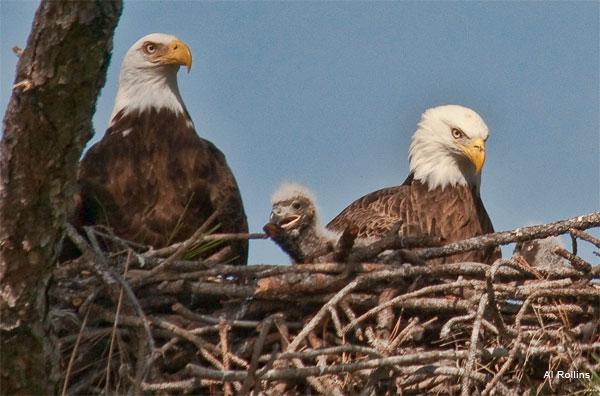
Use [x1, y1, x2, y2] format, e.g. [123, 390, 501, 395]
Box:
[409, 105, 489, 192]
[110, 33, 193, 123]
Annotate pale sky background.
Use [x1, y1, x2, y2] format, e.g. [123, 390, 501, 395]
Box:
[1, 1, 598, 265]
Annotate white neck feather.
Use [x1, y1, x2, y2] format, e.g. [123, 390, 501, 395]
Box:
[110, 64, 189, 124]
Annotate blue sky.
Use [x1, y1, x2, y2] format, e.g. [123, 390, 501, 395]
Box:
[1, 1, 598, 265]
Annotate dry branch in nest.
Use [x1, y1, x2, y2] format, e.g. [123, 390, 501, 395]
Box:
[50, 212, 600, 395]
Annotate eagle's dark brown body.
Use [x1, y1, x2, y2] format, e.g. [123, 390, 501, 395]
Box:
[326, 174, 500, 264]
[75, 107, 248, 265]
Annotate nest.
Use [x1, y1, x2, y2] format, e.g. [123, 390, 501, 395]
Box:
[50, 213, 600, 395]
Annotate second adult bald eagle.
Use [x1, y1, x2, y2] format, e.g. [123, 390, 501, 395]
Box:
[327, 105, 501, 264]
[73, 33, 248, 264]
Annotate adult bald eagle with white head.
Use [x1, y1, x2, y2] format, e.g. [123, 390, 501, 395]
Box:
[327, 105, 501, 264]
[72, 33, 248, 264]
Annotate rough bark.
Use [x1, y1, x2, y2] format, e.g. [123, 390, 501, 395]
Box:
[0, 1, 122, 393]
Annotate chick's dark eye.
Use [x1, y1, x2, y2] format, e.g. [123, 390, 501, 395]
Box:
[292, 202, 302, 210]
[451, 128, 463, 139]
[143, 43, 156, 54]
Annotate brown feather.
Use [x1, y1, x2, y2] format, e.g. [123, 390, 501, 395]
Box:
[74, 107, 248, 264]
[326, 174, 500, 264]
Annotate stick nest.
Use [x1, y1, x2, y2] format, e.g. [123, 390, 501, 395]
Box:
[50, 213, 600, 395]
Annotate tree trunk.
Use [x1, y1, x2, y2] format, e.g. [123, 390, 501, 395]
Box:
[0, 1, 122, 393]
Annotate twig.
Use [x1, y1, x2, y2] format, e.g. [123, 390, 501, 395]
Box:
[12, 45, 23, 57]
[204, 232, 268, 242]
[275, 345, 384, 360]
[105, 250, 132, 393]
[239, 315, 277, 394]
[61, 307, 91, 396]
[307, 332, 345, 396]
[218, 319, 232, 396]
[141, 378, 201, 392]
[482, 290, 538, 395]
[486, 259, 521, 338]
[88, 225, 148, 251]
[440, 312, 476, 339]
[340, 301, 363, 340]
[152, 315, 248, 370]
[387, 317, 437, 352]
[274, 318, 333, 395]
[569, 228, 600, 249]
[344, 280, 474, 333]
[286, 276, 361, 352]
[172, 303, 303, 329]
[440, 312, 498, 339]
[134, 326, 148, 395]
[205, 245, 233, 264]
[554, 246, 592, 273]
[187, 349, 475, 381]
[461, 292, 488, 396]
[292, 357, 332, 395]
[145, 232, 266, 258]
[328, 306, 344, 338]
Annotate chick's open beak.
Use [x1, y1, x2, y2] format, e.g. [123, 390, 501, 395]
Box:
[269, 207, 300, 229]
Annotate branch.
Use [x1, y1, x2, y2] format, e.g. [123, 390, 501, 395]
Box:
[417, 212, 600, 260]
[554, 246, 592, 273]
[186, 350, 479, 381]
[461, 293, 488, 396]
[569, 228, 600, 249]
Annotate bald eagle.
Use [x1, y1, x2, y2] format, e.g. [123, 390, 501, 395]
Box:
[265, 183, 339, 264]
[73, 33, 248, 264]
[327, 105, 501, 264]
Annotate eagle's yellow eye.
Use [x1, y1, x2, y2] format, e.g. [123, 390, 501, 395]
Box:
[451, 128, 463, 139]
[143, 42, 156, 54]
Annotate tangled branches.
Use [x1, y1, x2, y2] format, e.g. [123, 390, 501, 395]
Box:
[50, 212, 600, 395]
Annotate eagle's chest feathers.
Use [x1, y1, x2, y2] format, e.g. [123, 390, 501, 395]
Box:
[403, 179, 483, 241]
[103, 109, 199, 215]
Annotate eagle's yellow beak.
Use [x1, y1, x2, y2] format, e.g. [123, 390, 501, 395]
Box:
[158, 40, 192, 73]
[458, 138, 486, 174]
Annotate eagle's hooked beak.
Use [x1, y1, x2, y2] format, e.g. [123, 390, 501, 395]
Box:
[158, 40, 192, 73]
[458, 138, 486, 174]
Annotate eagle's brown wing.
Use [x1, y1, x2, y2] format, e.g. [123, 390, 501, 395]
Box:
[326, 185, 409, 239]
[326, 175, 500, 264]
